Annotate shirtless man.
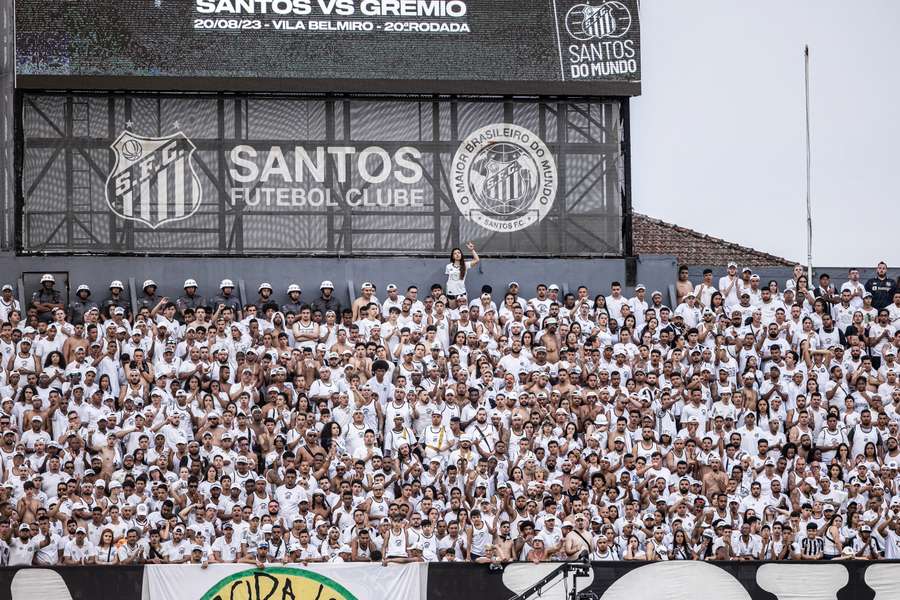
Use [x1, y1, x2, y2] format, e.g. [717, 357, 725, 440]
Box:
[16, 481, 41, 524]
[98, 434, 119, 480]
[196, 412, 226, 446]
[257, 418, 279, 455]
[702, 456, 728, 497]
[23, 397, 55, 432]
[562, 514, 593, 559]
[62, 323, 89, 363]
[352, 283, 378, 322]
[494, 520, 515, 562]
[789, 411, 815, 445]
[349, 345, 372, 380]
[329, 328, 352, 356]
[296, 430, 324, 464]
[676, 266, 694, 306]
[552, 368, 577, 398]
[540, 318, 560, 363]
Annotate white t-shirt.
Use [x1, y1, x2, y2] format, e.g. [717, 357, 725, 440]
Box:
[840, 281, 865, 310]
[8, 538, 38, 566]
[537, 528, 563, 554]
[719, 275, 743, 307]
[445, 261, 473, 297]
[95, 544, 119, 564]
[33, 533, 62, 566]
[162, 539, 191, 562]
[694, 282, 717, 308]
[885, 529, 900, 559]
[63, 539, 96, 563]
[212, 535, 242, 562]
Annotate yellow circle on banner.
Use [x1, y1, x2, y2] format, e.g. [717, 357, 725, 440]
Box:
[199, 567, 359, 600]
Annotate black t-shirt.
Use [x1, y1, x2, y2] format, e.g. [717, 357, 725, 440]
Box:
[865, 276, 897, 310]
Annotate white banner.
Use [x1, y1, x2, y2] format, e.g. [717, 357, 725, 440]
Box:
[144, 563, 427, 600]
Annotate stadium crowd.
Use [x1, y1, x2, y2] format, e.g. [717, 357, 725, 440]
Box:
[0, 247, 898, 565]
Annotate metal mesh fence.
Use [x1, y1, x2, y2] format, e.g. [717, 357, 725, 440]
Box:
[19, 93, 626, 256]
[0, 0, 12, 250]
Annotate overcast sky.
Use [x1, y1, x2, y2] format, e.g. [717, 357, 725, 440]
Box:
[630, 0, 900, 268]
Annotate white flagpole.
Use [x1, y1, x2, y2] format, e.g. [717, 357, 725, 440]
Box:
[805, 45, 813, 283]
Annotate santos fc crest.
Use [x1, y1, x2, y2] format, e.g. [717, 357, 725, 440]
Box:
[106, 130, 202, 229]
[565, 1, 632, 41]
[452, 124, 558, 233]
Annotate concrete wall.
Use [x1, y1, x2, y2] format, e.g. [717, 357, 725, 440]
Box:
[6, 253, 889, 312]
[0, 254, 679, 310]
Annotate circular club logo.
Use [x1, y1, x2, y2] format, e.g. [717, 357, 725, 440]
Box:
[451, 124, 557, 233]
[565, 1, 632, 41]
[200, 567, 357, 600]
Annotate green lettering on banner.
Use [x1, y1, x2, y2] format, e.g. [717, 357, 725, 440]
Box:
[201, 568, 358, 600]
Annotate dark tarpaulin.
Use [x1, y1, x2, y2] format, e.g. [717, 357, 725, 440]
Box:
[0, 565, 144, 600]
